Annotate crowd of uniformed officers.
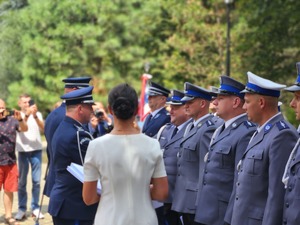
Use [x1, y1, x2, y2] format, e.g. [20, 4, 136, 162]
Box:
[42, 62, 300, 225]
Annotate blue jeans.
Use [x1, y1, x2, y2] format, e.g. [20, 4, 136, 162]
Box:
[18, 150, 42, 211]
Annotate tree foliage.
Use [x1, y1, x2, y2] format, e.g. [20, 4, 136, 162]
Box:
[0, 0, 299, 125]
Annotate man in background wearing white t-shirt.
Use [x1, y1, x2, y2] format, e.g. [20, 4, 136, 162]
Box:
[15, 94, 45, 220]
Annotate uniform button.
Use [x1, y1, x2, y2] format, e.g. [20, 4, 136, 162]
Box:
[235, 196, 238, 200]
[203, 181, 206, 185]
[288, 185, 292, 191]
[237, 182, 240, 186]
[205, 170, 208, 174]
[283, 218, 287, 224]
[286, 202, 289, 208]
[207, 159, 210, 163]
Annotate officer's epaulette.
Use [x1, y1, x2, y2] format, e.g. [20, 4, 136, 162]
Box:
[276, 120, 290, 131]
[244, 121, 256, 128]
[205, 120, 215, 127]
[74, 124, 85, 131]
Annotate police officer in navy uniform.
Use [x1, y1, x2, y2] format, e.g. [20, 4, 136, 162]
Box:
[157, 90, 192, 225]
[231, 72, 298, 225]
[142, 81, 170, 225]
[44, 77, 91, 198]
[282, 62, 300, 225]
[171, 83, 223, 225]
[194, 76, 256, 225]
[142, 81, 170, 137]
[48, 86, 97, 225]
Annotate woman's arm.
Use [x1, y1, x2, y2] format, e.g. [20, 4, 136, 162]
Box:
[82, 181, 101, 205]
[150, 176, 168, 201]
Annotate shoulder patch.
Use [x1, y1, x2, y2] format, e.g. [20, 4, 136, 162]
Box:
[276, 120, 290, 131]
[244, 121, 256, 128]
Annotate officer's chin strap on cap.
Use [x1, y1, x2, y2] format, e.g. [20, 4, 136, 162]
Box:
[75, 125, 94, 165]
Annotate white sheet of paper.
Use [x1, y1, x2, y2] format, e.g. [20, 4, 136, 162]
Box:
[67, 162, 102, 194]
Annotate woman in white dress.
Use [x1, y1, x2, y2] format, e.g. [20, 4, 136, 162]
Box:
[83, 83, 168, 225]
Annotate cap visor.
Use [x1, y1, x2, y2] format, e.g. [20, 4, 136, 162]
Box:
[166, 101, 184, 105]
[284, 85, 300, 92]
[181, 96, 195, 101]
[240, 89, 251, 94]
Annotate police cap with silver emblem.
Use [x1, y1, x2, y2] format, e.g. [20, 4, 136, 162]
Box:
[217, 75, 245, 98]
[181, 82, 213, 101]
[148, 81, 170, 97]
[166, 90, 186, 105]
[61, 86, 94, 105]
[62, 77, 91, 89]
[241, 71, 286, 97]
[285, 62, 300, 92]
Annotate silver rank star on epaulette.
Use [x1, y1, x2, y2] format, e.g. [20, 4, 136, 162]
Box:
[206, 120, 213, 126]
[276, 120, 289, 131]
[74, 124, 85, 131]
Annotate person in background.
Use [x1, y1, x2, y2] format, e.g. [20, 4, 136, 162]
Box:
[44, 77, 91, 198]
[86, 106, 113, 138]
[15, 94, 44, 220]
[282, 62, 300, 225]
[157, 90, 192, 225]
[171, 83, 222, 225]
[48, 86, 98, 225]
[93, 101, 113, 127]
[0, 99, 27, 225]
[194, 76, 256, 225]
[142, 81, 170, 137]
[83, 83, 168, 225]
[141, 81, 170, 225]
[230, 72, 298, 225]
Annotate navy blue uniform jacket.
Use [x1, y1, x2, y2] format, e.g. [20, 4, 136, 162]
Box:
[48, 116, 97, 220]
[142, 108, 170, 137]
[44, 103, 66, 197]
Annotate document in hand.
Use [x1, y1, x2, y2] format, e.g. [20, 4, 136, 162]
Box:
[67, 162, 102, 194]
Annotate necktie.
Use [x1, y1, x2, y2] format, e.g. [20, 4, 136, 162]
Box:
[171, 127, 178, 139]
[219, 124, 225, 134]
[190, 123, 194, 131]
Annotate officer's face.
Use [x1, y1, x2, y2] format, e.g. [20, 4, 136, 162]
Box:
[81, 103, 94, 123]
[290, 91, 300, 120]
[243, 93, 260, 124]
[148, 95, 165, 111]
[184, 98, 205, 120]
[170, 104, 189, 126]
[214, 95, 235, 120]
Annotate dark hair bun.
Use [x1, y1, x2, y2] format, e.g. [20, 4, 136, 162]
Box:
[112, 97, 135, 120]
